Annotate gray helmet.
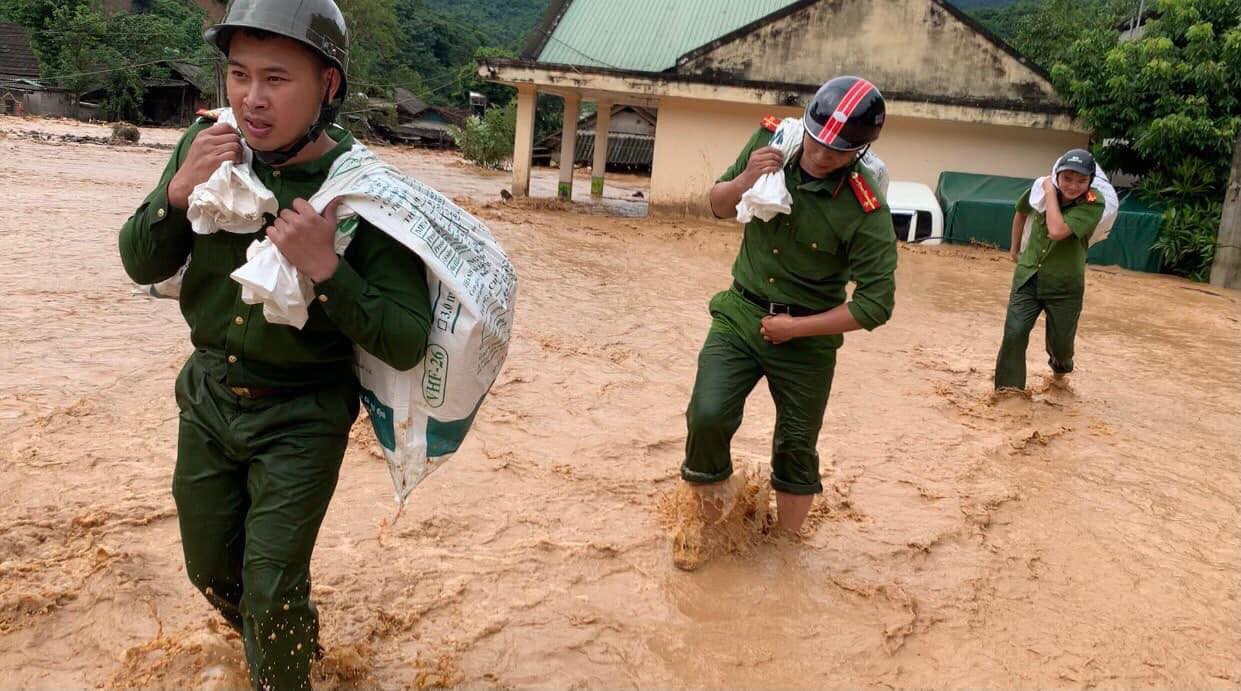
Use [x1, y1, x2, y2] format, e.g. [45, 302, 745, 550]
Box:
[1055, 148, 1096, 179]
[204, 0, 349, 100]
[204, 0, 350, 165]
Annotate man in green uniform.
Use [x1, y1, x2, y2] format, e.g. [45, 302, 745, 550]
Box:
[676, 76, 898, 570]
[995, 149, 1105, 391]
[119, 1, 431, 688]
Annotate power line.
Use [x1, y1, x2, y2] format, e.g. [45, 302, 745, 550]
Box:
[544, 35, 622, 71]
[37, 56, 215, 83]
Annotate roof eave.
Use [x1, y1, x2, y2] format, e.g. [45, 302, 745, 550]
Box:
[521, 0, 576, 61]
[479, 57, 1082, 131]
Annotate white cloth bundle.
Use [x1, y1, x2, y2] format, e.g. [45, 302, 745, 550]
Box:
[1023, 163, 1119, 251]
[186, 144, 278, 235]
[735, 117, 889, 224]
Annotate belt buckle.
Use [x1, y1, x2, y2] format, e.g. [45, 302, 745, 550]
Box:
[229, 386, 253, 398]
[768, 301, 790, 315]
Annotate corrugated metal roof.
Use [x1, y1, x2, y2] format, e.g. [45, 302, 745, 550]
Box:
[0, 22, 42, 79]
[535, 0, 800, 72]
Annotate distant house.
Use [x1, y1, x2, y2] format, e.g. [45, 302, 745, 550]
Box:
[0, 22, 75, 117]
[78, 61, 211, 124]
[374, 88, 469, 148]
[537, 104, 656, 172]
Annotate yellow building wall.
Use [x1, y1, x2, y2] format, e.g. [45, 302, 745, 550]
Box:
[679, 0, 1061, 110]
[649, 97, 1088, 215]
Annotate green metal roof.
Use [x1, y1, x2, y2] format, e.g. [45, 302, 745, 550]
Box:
[533, 0, 801, 72]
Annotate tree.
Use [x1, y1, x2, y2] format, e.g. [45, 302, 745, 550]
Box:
[337, 0, 403, 95]
[1052, 0, 1241, 280]
[970, 0, 1134, 70]
[451, 101, 516, 169]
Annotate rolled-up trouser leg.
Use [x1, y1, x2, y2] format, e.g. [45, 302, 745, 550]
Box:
[764, 347, 836, 495]
[682, 328, 763, 485]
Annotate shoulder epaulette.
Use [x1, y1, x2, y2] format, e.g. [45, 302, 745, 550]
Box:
[849, 171, 881, 213]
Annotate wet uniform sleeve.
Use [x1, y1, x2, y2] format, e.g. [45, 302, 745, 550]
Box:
[1016, 189, 1033, 215]
[313, 221, 432, 372]
[118, 122, 209, 285]
[1064, 198, 1105, 242]
[845, 209, 898, 331]
[716, 128, 773, 183]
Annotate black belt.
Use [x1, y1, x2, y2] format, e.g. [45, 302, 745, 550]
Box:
[732, 282, 822, 317]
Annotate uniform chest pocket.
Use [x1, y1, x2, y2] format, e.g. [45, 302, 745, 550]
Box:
[786, 221, 846, 279]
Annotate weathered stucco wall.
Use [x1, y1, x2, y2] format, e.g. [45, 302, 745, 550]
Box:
[678, 0, 1061, 110]
[650, 96, 1087, 215]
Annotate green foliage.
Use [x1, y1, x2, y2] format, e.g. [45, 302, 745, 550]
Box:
[451, 102, 516, 169]
[2, 0, 211, 121]
[969, 0, 1135, 69]
[1, 0, 562, 152]
[1051, 0, 1241, 280]
[423, 0, 550, 48]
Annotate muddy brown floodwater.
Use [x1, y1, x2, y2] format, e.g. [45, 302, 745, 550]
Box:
[1, 115, 1239, 689]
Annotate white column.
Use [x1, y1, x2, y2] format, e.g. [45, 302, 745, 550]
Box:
[557, 92, 581, 200]
[512, 84, 537, 197]
[591, 100, 613, 197]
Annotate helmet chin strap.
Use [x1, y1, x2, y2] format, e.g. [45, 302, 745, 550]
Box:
[252, 81, 340, 167]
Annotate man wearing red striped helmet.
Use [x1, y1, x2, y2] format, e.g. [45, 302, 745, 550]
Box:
[674, 76, 898, 570]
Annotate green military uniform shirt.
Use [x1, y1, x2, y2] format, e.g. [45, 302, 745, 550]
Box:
[718, 127, 897, 344]
[120, 120, 432, 389]
[1012, 188, 1105, 298]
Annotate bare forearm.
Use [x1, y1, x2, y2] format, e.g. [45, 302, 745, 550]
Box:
[1044, 194, 1072, 240]
[1010, 212, 1027, 255]
[709, 176, 753, 218]
[791, 303, 863, 338]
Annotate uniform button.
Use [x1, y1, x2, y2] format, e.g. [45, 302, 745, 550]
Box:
[811, 242, 818, 249]
[234, 316, 245, 326]
[773, 248, 780, 255]
[318, 294, 328, 303]
[156, 208, 166, 219]
[768, 277, 775, 284]
[227, 355, 238, 364]
[273, 170, 281, 178]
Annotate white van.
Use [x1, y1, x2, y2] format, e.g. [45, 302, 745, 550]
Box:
[887, 181, 944, 245]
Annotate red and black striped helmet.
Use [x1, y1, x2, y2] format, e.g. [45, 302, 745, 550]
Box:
[804, 76, 886, 151]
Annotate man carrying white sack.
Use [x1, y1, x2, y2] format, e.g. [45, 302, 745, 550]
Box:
[118, 1, 431, 688]
[674, 76, 898, 570]
[994, 148, 1108, 392]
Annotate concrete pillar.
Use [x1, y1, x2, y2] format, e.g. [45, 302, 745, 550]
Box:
[591, 100, 612, 197]
[1210, 130, 1241, 289]
[557, 92, 581, 200]
[512, 84, 537, 197]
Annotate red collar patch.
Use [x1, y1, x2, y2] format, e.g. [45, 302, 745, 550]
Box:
[760, 115, 780, 132]
[849, 171, 881, 213]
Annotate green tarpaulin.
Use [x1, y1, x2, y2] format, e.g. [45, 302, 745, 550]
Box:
[935, 171, 1164, 273]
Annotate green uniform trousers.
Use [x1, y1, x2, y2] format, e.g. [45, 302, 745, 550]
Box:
[682, 289, 838, 495]
[172, 351, 359, 691]
[994, 274, 1083, 390]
